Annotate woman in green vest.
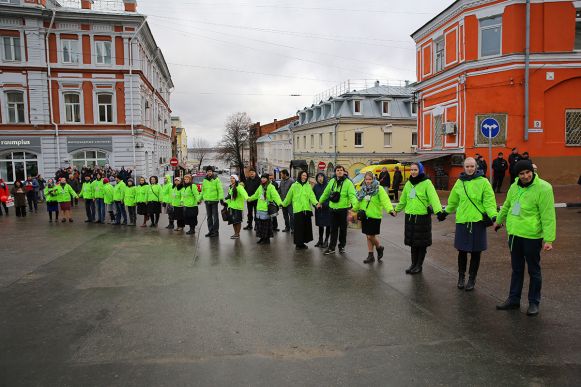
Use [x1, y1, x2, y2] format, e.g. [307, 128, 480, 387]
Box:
[248, 173, 283, 244]
[352, 171, 396, 264]
[171, 177, 184, 232]
[146, 176, 162, 227]
[438, 157, 498, 291]
[225, 174, 248, 240]
[162, 174, 175, 229]
[394, 162, 443, 274]
[182, 174, 202, 235]
[282, 170, 318, 250]
[124, 178, 137, 226]
[44, 178, 59, 222]
[102, 178, 115, 224]
[136, 176, 149, 227]
[56, 177, 79, 223]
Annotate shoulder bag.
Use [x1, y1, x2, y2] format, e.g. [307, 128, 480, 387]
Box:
[462, 181, 493, 227]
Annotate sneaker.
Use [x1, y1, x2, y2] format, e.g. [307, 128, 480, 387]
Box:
[186, 230, 195, 235]
[296, 244, 308, 250]
[323, 248, 335, 255]
[205, 233, 212, 237]
[230, 235, 239, 239]
[282, 228, 290, 233]
[338, 247, 346, 254]
[243, 225, 252, 230]
[496, 299, 520, 310]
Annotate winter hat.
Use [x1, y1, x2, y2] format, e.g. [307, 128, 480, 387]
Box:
[514, 159, 534, 175]
[231, 174, 239, 182]
[260, 173, 270, 180]
[103, 178, 109, 183]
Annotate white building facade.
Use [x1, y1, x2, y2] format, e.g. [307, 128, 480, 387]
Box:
[256, 121, 295, 178]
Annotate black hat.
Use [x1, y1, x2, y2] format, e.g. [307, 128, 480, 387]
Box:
[261, 173, 270, 180]
[514, 160, 534, 175]
[205, 166, 214, 172]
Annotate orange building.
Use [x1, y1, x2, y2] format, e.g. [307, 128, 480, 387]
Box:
[411, 0, 581, 188]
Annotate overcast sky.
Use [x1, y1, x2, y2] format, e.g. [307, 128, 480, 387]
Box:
[137, 0, 452, 147]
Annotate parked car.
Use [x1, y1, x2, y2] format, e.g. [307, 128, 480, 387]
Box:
[192, 174, 205, 192]
[351, 161, 412, 197]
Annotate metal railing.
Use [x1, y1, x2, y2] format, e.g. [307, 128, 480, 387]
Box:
[313, 79, 411, 103]
[57, 0, 125, 11]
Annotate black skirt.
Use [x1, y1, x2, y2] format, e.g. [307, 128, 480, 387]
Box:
[147, 201, 161, 215]
[315, 206, 331, 227]
[256, 218, 273, 239]
[137, 202, 148, 215]
[293, 211, 313, 245]
[454, 222, 488, 252]
[173, 206, 184, 221]
[184, 206, 199, 226]
[361, 217, 381, 236]
[404, 213, 432, 247]
[228, 208, 243, 225]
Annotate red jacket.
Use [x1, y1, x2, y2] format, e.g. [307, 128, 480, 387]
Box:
[0, 179, 9, 201]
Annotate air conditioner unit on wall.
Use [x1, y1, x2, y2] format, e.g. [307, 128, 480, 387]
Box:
[442, 122, 457, 135]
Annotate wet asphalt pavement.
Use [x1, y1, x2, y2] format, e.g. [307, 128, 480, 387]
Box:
[1, 199, 580, 386]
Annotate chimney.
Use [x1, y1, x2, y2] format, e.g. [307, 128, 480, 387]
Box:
[405, 80, 410, 87]
[81, 0, 93, 9]
[374, 80, 380, 87]
[123, 0, 137, 12]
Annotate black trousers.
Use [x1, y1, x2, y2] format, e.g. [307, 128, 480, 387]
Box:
[15, 206, 26, 217]
[493, 173, 504, 192]
[282, 205, 294, 230]
[85, 199, 95, 221]
[26, 191, 37, 211]
[246, 201, 257, 226]
[508, 235, 543, 305]
[127, 206, 136, 224]
[393, 184, 400, 201]
[458, 251, 481, 277]
[206, 201, 219, 234]
[329, 208, 348, 250]
[0, 202, 8, 215]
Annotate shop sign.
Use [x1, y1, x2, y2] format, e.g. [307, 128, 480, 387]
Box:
[0, 137, 42, 152]
[67, 137, 113, 153]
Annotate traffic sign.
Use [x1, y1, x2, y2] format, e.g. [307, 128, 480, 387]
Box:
[318, 161, 326, 170]
[170, 157, 179, 167]
[480, 117, 500, 139]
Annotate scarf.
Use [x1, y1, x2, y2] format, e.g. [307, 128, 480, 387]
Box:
[459, 170, 484, 182]
[357, 179, 380, 200]
[409, 173, 427, 185]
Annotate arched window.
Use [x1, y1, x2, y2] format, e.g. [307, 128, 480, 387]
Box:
[71, 150, 107, 169]
[326, 162, 334, 177]
[0, 151, 38, 183]
[308, 160, 316, 176]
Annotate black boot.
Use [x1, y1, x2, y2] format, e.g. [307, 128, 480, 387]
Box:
[465, 276, 476, 291]
[405, 249, 418, 274]
[314, 240, 323, 247]
[166, 222, 174, 229]
[410, 249, 425, 274]
[376, 246, 384, 261]
[457, 273, 465, 289]
[465, 253, 480, 291]
[363, 252, 375, 264]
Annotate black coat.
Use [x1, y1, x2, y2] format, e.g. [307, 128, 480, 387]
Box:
[392, 171, 403, 187]
[378, 171, 390, 188]
[492, 158, 508, 174]
[404, 214, 432, 247]
[508, 153, 521, 172]
[313, 174, 331, 227]
[245, 176, 261, 196]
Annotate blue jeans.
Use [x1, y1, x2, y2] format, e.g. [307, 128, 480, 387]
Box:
[84, 199, 95, 222]
[115, 201, 127, 224]
[95, 198, 105, 223]
[508, 235, 543, 305]
[205, 201, 219, 234]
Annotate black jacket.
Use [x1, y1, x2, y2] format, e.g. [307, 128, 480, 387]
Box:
[392, 171, 403, 187]
[378, 171, 390, 188]
[508, 153, 521, 171]
[244, 176, 261, 196]
[492, 158, 508, 173]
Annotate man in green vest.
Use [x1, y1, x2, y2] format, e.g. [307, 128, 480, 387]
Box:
[79, 174, 95, 223]
[201, 166, 224, 237]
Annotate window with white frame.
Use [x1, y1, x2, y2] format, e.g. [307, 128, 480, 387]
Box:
[575, 9, 581, 51]
[412, 132, 418, 146]
[383, 131, 392, 147]
[63, 93, 81, 123]
[354, 132, 363, 147]
[381, 101, 390, 116]
[95, 40, 112, 64]
[61, 39, 80, 64]
[2, 35, 21, 62]
[6, 91, 25, 123]
[480, 15, 502, 57]
[565, 110, 581, 146]
[353, 100, 362, 115]
[434, 37, 445, 72]
[97, 93, 113, 123]
[72, 150, 108, 168]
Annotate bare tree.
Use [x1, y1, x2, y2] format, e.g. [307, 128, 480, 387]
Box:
[218, 112, 252, 181]
[189, 137, 211, 172]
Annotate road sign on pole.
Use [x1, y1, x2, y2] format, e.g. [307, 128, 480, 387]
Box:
[480, 117, 500, 183]
[318, 161, 326, 170]
[170, 157, 179, 167]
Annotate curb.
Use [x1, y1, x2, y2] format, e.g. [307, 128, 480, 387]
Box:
[555, 203, 581, 208]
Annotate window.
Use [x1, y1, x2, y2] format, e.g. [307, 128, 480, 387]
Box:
[354, 132, 363, 147]
[383, 132, 392, 147]
[303, 136, 306, 149]
[411, 101, 418, 116]
[0, 152, 38, 184]
[412, 132, 418, 146]
[72, 150, 108, 168]
[2, 36, 21, 62]
[95, 41, 112, 64]
[575, 9, 581, 50]
[295, 136, 299, 148]
[480, 16, 502, 57]
[97, 93, 113, 123]
[329, 132, 334, 147]
[319, 133, 323, 147]
[434, 37, 445, 72]
[353, 100, 362, 115]
[565, 110, 581, 146]
[6, 91, 25, 123]
[310, 134, 314, 148]
[382, 101, 390, 116]
[62, 39, 80, 64]
[63, 93, 81, 123]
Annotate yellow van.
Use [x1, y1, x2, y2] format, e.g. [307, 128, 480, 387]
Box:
[351, 160, 411, 196]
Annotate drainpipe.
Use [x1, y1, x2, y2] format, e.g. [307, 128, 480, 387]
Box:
[129, 17, 148, 171]
[524, 0, 531, 141]
[46, 10, 59, 169]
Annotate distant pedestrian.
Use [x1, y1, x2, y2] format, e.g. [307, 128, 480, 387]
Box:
[56, 177, 78, 223]
[37, 175, 46, 203]
[124, 178, 137, 226]
[136, 177, 149, 227]
[11, 180, 27, 217]
[146, 176, 162, 227]
[492, 152, 508, 193]
[182, 174, 201, 235]
[201, 166, 223, 237]
[93, 173, 105, 223]
[248, 173, 283, 245]
[225, 174, 248, 239]
[243, 168, 260, 230]
[103, 178, 115, 223]
[508, 147, 521, 183]
[378, 167, 391, 190]
[282, 171, 318, 250]
[278, 169, 295, 233]
[353, 171, 395, 264]
[313, 172, 331, 248]
[24, 177, 38, 213]
[495, 160, 556, 316]
[438, 158, 497, 290]
[394, 162, 443, 274]
[270, 174, 280, 232]
[44, 178, 59, 222]
[475, 153, 488, 176]
[392, 166, 403, 201]
[79, 175, 95, 223]
[162, 174, 174, 229]
[522, 151, 531, 161]
[317, 165, 358, 255]
[171, 177, 184, 232]
[113, 175, 127, 225]
[0, 179, 9, 216]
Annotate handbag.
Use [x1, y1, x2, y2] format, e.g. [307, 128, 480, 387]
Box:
[220, 205, 230, 222]
[267, 202, 279, 216]
[462, 182, 493, 227]
[6, 197, 14, 208]
[329, 179, 344, 203]
[356, 198, 372, 222]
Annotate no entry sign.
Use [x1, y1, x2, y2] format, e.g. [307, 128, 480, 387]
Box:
[170, 157, 179, 167]
[318, 161, 326, 170]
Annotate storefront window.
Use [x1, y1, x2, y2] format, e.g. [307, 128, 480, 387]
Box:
[0, 151, 38, 183]
[71, 150, 107, 168]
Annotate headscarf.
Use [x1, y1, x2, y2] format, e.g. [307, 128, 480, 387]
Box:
[357, 172, 380, 200]
[313, 172, 327, 200]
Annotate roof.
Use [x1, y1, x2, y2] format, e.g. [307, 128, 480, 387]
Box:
[411, 0, 462, 39]
[341, 85, 414, 98]
[271, 120, 299, 134]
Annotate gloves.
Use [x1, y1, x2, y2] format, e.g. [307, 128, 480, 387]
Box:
[494, 224, 503, 232]
[436, 211, 448, 222]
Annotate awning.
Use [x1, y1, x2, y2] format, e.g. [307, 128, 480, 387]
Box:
[290, 160, 308, 169]
[392, 153, 452, 164]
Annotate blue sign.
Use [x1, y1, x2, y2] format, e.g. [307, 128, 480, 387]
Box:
[480, 117, 500, 139]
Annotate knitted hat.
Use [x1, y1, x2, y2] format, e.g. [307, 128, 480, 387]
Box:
[231, 174, 239, 182]
[103, 178, 109, 183]
[261, 173, 270, 180]
[514, 159, 534, 175]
